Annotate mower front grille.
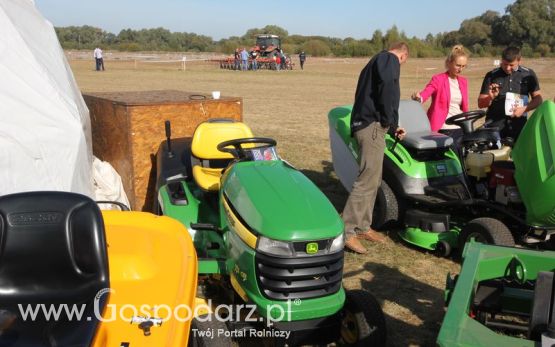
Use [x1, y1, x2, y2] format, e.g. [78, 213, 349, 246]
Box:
[255, 251, 343, 300]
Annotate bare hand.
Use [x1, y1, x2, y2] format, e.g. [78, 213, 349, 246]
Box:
[489, 83, 500, 99]
[411, 92, 421, 102]
[512, 106, 527, 118]
[395, 127, 406, 140]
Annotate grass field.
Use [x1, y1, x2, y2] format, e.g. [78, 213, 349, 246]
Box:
[70, 54, 555, 346]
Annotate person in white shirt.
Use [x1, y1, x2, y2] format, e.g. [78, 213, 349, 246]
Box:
[93, 47, 104, 71]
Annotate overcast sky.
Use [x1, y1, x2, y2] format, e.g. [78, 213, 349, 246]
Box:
[35, 0, 513, 40]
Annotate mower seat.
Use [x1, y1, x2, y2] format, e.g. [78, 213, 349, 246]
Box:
[397, 100, 453, 150]
[191, 119, 254, 191]
[0, 191, 109, 347]
[402, 132, 453, 150]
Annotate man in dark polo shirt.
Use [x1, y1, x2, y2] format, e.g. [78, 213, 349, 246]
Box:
[342, 42, 408, 254]
[478, 46, 543, 141]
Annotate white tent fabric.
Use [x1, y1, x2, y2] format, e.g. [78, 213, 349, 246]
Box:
[0, 0, 93, 196]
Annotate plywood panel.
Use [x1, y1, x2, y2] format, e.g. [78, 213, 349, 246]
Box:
[85, 90, 243, 211]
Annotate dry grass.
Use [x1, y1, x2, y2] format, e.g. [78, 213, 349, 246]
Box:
[70, 54, 555, 346]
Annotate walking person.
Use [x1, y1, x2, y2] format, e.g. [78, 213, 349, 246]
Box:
[93, 47, 104, 71]
[299, 51, 306, 70]
[342, 42, 409, 254]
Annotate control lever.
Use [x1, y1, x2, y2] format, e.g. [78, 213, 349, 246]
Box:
[165, 120, 174, 159]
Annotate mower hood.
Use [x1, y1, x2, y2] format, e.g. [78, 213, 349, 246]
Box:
[222, 161, 343, 241]
[512, 100, 555, 226]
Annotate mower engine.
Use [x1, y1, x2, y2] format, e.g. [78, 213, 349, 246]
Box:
[489, 161, 521, 205]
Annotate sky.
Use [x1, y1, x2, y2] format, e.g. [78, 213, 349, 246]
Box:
[35, 0, 514, 40]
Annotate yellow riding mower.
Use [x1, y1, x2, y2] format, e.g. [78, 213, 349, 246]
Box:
[0, 191, 200, 346]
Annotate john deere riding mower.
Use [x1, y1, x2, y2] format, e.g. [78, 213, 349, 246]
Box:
[328, 100, 555, 256]
[0, 191, 199, 346]
[155, 119, 386, 346]
[437, 242, 555, 346]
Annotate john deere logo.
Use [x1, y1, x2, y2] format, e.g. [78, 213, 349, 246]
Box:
[306, 242, 318, 254]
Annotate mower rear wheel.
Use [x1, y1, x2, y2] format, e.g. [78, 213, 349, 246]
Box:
[458, 217, 515, 250]
[189, 315, 232, 347]
[372, 180, 400, 230]
[339, 290, 386, 347]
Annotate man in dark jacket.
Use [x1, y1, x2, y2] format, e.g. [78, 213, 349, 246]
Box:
[299, 51, 306, 70]
[478, 46, 542, 141]
[343, 42, 409, 254]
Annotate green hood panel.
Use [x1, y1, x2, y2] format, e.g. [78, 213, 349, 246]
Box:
[512, 100, 555, 226]
[222, 161, 343, 241]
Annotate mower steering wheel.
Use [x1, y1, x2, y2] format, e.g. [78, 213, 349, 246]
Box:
[217, 137, 277, 159]
[444, 110, 486, 134]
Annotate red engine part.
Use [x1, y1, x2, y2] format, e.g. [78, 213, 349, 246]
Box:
[488, 161, 516, 188]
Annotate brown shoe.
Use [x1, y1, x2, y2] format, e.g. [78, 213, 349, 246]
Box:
[357, 228, 386, 243]
[344, 236, 368, 254]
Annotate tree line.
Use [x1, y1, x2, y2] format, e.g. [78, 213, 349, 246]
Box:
[55, 0, 554, 57]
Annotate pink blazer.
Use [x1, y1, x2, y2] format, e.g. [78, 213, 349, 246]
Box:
[419, 72, 469, 131]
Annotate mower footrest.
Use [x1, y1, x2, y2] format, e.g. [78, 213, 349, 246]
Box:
[405, 209, 450, 233]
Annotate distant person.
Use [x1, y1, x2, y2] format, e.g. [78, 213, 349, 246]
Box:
[93, 47, 104, 71]
[240, 48, 249, 71]
[342, 42, 409, 254]
[478, 46, 542, 141]
[251, 51, 258, 71]
[299, 51, 306, 70]
[234, 49, 240, 70]
[275, 53, 281, 71]
[280, 50, 286, 70]
[411, 45, 469, 139]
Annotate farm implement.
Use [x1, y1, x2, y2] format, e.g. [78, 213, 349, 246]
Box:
[218, 34, 293, 70]
[154, 118, 386, 346]
[437, 242, 555, 346]
[328, 100, 555, 256]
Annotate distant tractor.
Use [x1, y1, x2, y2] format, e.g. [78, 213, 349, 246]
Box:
[251, 34, 281, 58]
[218, 34, 293, 70]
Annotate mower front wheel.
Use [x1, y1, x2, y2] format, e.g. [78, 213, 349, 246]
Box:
[458, 217, 515, 250]
[339, 290, 386, 347]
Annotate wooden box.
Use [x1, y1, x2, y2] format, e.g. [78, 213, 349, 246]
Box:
[84, 90, 243, 211]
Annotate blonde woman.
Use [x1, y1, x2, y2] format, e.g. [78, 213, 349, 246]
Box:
[412, 45, 469, 135]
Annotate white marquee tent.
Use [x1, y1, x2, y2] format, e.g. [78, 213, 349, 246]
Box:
[0, 0, 93, 197]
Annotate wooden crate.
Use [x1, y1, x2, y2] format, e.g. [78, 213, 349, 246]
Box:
[84, 90, 243, 211]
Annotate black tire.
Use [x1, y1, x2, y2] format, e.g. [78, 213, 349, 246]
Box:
[372, 180, 400, 230]
[458, 217, 515, 250]
[188, 315, 232, 347]
[339, 290, 386, 347]
[435, 240, 452, 257]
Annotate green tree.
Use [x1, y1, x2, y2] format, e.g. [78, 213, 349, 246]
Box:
[492, 0, 555, 50]
[304, 39, 331, 56]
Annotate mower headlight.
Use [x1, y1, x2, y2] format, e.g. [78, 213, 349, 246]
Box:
[257, 237, 294, 257]
[329, 234, 345, 253]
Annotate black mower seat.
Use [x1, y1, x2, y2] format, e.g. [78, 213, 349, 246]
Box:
[0, 191, 109, 347]
[397, 100, 453, 150]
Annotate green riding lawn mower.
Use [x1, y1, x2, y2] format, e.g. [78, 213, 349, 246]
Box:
[154, 119, 386, 346]
[328, 100, 555, 256]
